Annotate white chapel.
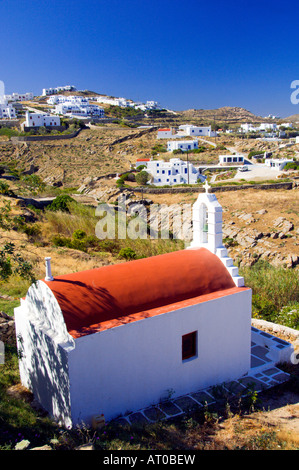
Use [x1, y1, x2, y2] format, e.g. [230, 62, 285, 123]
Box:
[14, 189, 252, 427]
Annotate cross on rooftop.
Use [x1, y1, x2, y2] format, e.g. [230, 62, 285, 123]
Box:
[204, 179, 210, 193]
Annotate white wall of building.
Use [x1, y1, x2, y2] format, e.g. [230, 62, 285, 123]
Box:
[68, 289, 251, 425]
[264, 158, 294, 171]
[4, 92, 33, 102]
[140, 158, 204, 185]
[178, 125, 216, 137]
[219, 154, 244, 165]
[167, 140, 199, 152]
[52, 97, 104, 118]
[0, 94, 17, 118]
[157, 128, 173, 139]
[25, 111, 61, 127]
[42, 86, 76, 96]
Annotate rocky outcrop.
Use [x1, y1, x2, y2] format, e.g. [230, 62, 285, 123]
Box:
[223, 212, 298, 268]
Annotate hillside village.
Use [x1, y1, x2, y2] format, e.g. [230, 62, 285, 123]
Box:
[0, 85, 299, 450]
[1, 85, 299, 270]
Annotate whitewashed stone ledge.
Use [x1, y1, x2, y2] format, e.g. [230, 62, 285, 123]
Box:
[252, 318, 299, 345]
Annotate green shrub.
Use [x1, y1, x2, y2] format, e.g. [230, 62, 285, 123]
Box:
[52, 235, 73, 248]
[72, 229, 87, 240]
[284, 162, 299, 171]
[21, 223, 41, 239]
[47, 195, 76, 212]
[98, 239, 120, 253]
[0, 182, 13, 196]
[118, 247, 137, 260]
[135, 171, 150, 186]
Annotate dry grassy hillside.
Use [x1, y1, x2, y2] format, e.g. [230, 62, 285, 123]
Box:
[0, 127, 235, 189]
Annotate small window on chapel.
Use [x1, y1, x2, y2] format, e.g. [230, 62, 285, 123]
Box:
[182, 331, 197, 361]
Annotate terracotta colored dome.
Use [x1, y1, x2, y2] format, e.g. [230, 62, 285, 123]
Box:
[43, 248, 236, 338]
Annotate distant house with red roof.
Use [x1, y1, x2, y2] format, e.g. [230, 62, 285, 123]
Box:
[14, 189, 251, 428]
[157, 128, 174, 139]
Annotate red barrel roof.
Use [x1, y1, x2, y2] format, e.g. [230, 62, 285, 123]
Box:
[42, 248, 237, 338]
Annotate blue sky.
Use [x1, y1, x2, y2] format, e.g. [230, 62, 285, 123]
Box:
[1, 0, 298, 117]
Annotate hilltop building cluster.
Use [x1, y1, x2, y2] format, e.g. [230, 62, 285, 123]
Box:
[240, 122, 294, 137]
[96, 95, 160, 111]
[42, 85, 76, 96]
[48, 95, 105, 119]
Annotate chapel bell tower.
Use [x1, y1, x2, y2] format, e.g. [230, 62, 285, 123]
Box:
[189, 181, 244, 287]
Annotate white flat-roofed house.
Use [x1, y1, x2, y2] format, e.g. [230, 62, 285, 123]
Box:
[259, 123, 277, 132]
[97, 96, 132, 108]
[140, 157, 204, 186]
[0, 95, 17, 119]
[167, 140, 199, 152]
[4, 92, 34, 102]
[23, 111, 61, 128]
[240, 123, 258, 133]
[157, 128, 174, 139]
[42, 86, 76, 96]
[264, 158, 294, 171]
[145, 100, 160, 109]
[178, 125, 217, 137]
[47, 95, 65, 105]
[219, 154, 245, 165]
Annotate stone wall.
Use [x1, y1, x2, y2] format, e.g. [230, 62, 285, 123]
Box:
[0, 312, 16, 346]
[131, 181, 293, 194]
[10, 129, 81, 143]
[110, 126, 158, 146]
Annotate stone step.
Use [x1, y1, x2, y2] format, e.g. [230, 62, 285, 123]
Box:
[228, 265, 239, 278]
[216, 247, 228, 258]
[220, 256, 234, 268]
[232, 275, 245, 287]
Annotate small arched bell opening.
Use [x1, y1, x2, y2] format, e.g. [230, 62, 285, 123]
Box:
[199, 203, 209, 244]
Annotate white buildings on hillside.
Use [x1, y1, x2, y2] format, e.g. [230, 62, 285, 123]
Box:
[23, 111, 61, 128]
[42, 85, 76, 96]
[4, 92, 34, 102]
[47, 95, 90, 105]
[96, 96, 133, 107]
[96, 95, 160, 111]
[136, 157, 205, 186]
[167, 139, 199, 152]
[51, 96, 105, 118]
[240, 122, 293, 133]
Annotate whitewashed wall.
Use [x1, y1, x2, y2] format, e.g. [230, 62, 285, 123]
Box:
[68, 289, 251, 425]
